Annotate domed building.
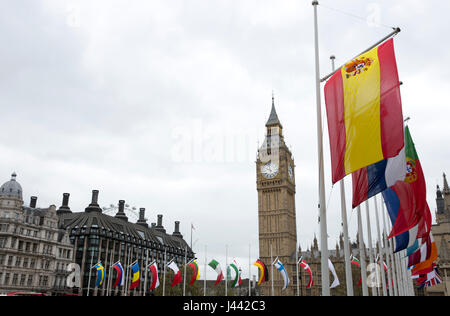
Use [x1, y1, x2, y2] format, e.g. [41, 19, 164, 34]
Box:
[0, 173, 74, 296]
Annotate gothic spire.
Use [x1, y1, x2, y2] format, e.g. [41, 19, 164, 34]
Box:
[266, 93, 282, 128]
[444, 173, 450, 194]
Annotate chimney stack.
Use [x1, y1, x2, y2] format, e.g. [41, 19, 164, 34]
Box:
[115, 200, 128, 222]
[155, 214, 166, 233]
[172, 221, 183, 238]
[57, 193, 72, 215]
[30, 196, 37, 208]
[85, 190, 102, 213]
[136, 208, 148, 228]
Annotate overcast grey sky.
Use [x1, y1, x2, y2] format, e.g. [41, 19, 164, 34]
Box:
[1, 0, 449, 280]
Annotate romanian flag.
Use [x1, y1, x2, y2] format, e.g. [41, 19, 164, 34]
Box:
[324, 38, 404, 184]
[253, 259, 269, 286]
[95, 263, 105, 287]
[129, 262, 140, 290]
[188, 259, 200, 286]
[112, 262, 124, 288]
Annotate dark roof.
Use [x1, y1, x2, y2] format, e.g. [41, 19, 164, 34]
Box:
[58, 211, 191, 252]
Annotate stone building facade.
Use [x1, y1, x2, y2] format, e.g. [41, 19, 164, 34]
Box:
[0, 173, 74, 295]
[425, 173, 450, 296]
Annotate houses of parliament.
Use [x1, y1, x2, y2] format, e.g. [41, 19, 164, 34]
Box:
[256, 97, 450, 296]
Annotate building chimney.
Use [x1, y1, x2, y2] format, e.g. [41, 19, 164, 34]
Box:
[30, 196, 37, 208]
[85, 190, 102, 213]
[172, 221, 183, 238]
[136, 208, 148, 228]
[151, 223, 156, 228]
[57, 193, 72, 215]
[155, 214, 166, 233]
[115, 200, 128, 222]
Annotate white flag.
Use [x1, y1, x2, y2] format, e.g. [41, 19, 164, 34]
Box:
[328, 259, 340, 289]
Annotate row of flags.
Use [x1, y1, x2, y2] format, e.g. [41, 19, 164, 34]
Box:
[89, 258, 199, 293]
[323, 37, 439, 289]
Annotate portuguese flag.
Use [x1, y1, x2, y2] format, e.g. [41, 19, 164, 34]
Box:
[208, 259, 224, 286]
[383, 126, 431, 239]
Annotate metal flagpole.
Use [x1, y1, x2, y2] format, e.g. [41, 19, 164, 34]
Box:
[374, 196, 388, 296]
[365, 200, 377, 296]
[204, 245, 207, 296]
[381, 200, 397, 296]
[143, 248, 149, 297]
[270, 244, 274, 296]
[106, 250, 114, 296]
[225, 244, 228, 297]
[330, 55, 353, 297]
[86, 249, 94, 296]
[163, 247, 167, 296]
[312, 0, 330, 297]
[248, 244, 251, 296]
[183, 247, 187, 296]
[357, 205, 369, 296]
[296, 246, 299, 296]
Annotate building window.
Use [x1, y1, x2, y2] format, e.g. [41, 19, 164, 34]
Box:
[12, 274, 18, 285]
[27, 275, 33, 286]
[20, 275, 26, 286]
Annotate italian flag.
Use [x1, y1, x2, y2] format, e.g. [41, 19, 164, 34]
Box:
[208, 259, 224, 286]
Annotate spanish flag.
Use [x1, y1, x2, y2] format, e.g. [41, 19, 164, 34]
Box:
[324, 38, 404, 184]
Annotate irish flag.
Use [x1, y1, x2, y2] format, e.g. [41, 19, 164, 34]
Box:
[324, 38, 404, 183]
[208, 259, 224, 286]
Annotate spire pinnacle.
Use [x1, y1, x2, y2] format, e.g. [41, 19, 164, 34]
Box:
[266, 93, 282, 128]
[444, 173, 450, 193]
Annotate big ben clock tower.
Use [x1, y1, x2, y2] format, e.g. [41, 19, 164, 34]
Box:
[256, 96, 297, 296]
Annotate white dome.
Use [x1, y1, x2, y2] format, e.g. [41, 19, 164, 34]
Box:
[0, 172, 23, 199]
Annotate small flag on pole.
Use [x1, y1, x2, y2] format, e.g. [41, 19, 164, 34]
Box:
[168, 260, 182, 287]
[208, 259, 224, 286]
[94, 262, 105, 287]
[129, 262, 140, 290]
[112, 262, 124, 288]
[148, 262, 160, 291]
[253, 259, 269, 286]
[273, 258, 289, 291]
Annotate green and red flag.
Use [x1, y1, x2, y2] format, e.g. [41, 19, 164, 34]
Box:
[382, 126, 431, 239]
[188, 259, 200, 286]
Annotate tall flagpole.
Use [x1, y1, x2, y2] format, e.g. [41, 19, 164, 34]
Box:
[248, 244, 251, 296]
[106, 250, 114, 296]
[381, 199, 397, 296]
[312, 0, 329, 297]
[143, 248, 149, 297]
[86, 250, 94, 296]
[204, 245, 207, 296]
[225, 244, 228, 297]
[183, 246, 187, 296]
[357, 205, 369, 296]
[163, 247, 167, 297]
[296, 245, 299, 296]
[365, 200, 377, 296]
[270, 243, 274, 296]
[330, 55, 353, 297]
[374, 196, 388, 296]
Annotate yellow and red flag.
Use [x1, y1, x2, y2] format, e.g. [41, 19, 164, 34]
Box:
[324, 38, 404, 184]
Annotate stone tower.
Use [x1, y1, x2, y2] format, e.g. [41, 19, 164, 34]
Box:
[256, 96, 297, 296]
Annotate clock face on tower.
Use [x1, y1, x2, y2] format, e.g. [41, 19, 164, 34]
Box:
[288, 164, 294, 181]
[261, 162, 279, 179]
